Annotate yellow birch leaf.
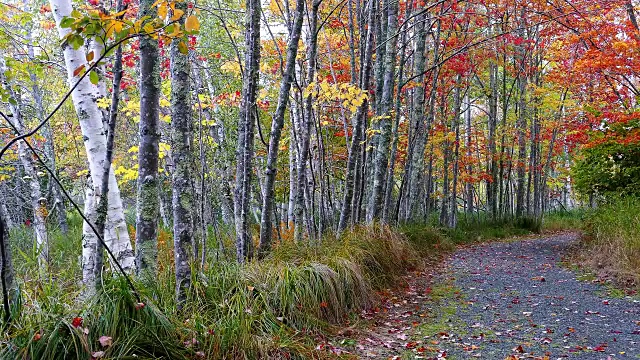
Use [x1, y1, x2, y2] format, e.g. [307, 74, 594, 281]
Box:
[185, 15, 200, 32]
[171, 8, 185, 21]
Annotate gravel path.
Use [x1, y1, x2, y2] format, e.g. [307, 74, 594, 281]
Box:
[348, 232, 640, 359]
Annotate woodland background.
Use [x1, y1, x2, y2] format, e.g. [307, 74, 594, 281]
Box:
[0, 0, 639, 357]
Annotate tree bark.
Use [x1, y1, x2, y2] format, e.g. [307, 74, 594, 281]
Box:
[171, 4, 194, 306]
[49, 0, 135, 285]
[0, 59, 49, 267]
[367, 0, 399, 222]
[294, 0, 321, 241]
[0, 202, 16, 323]
[135, 0, 161, 278]
[234, 0, 261, 260]
[258, 0, 305, 256]
[337, 0, 375, 233]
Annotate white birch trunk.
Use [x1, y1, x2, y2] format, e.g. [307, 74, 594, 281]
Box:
[48, 0, 135, 282]
[0, 58, 49, 267]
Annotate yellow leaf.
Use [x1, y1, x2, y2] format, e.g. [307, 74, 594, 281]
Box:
[114, 20, 124, 33]
[185, 15, 200, 32]
[171, 8, 184, 21]
[97, 97, 111, 109]
[158, 3, 168, 19]
[143, 23, 155, 34]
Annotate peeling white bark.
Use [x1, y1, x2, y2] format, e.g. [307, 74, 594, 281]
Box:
[48, 0, 135, 283]
[0, 58, 49, 267]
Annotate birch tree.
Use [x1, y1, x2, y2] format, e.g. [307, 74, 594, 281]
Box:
[234, 0, 261, 261]
[49, 0, 135, 286]
[135, 0, 161, 278]
[0, 58, 48, 267]
[258, 0, 305, 256]
[294, 0, 321, 241]
[170, 3, 194, 305]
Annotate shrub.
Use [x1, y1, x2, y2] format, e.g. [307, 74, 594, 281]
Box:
[579, 196, 640, 285]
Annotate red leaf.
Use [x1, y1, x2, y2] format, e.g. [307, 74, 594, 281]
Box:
[73, 64, 85, 77]
[71, 317, 83, 328]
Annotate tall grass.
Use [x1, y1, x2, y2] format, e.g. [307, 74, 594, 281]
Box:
[1, 224, 417, 359]
[1, 213, 572, 359]
[580, 196, 640, 284]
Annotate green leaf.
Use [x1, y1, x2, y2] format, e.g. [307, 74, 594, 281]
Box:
[178, 41, 188, 54]
[69, 34, 85, 50]
[89, 71, 99, 85]
[60, 17, 75, 28]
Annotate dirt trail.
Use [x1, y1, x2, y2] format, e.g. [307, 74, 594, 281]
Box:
[337, 233, 640, 359]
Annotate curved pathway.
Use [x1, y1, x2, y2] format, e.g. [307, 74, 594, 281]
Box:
[347, 233, 640, 359]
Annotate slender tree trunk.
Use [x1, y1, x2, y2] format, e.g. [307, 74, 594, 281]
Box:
[449, 78, 463, 227]
[368, 0, 399, 222]
[337, 0, 375, 233]
[92, 15, 125, 291]
[464, 94, 473, 214]
[411, 17, 440, 221]
[383, 0, 411, 223]
[258, 0, 305, 256]
[135, 0, 161, 278]
[0, 202, 16, 322]
[234, 0, 261, 260]
[287, 122, 296, 227]
[403, 10, 428, 222]
[515, 73, 528, 218]
[171, 5, 194, 305]
[26, 36, 68, 234]
[0, 59, 48, 267]
[294, 0, 321, 241]
[487, 63, 498, 220]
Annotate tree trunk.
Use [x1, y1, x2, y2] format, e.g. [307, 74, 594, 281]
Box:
[464, 94, 473, 214]
[383, 0, 411, 223]
[449, 77, 463, 227]
[0, 202, 16, 322]
[0, 67, 49, 269]
[402, 10, 428, 222]
[49, 0, 135, 284]
[487, 63, 498, 220]
[515, 73, 528, 218]
[92, 14, 125, 291]
[337, 0, 375, 233]
[258, 0, 305, 256]
[294, 0, 321, 241]
[367, 0, 399, 222]
[234, 0, 261, 260]
[171, 5, 194, 306]
[26, 36, 68, 234]
[0, 59, 49, 267]
[135, 0, 161, 278]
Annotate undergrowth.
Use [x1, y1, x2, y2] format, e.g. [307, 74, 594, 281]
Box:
[0, 213, 579, 359]
[577, 196, 640, 287]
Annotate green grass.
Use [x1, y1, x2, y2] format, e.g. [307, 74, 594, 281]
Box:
[1, 224, 418, 359]
[0, 212, 582, 359]
[578, 196, 640, 286]
[543, 210, 585, 233]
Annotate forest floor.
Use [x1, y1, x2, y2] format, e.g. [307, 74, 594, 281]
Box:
[332, 232, 640, 359]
